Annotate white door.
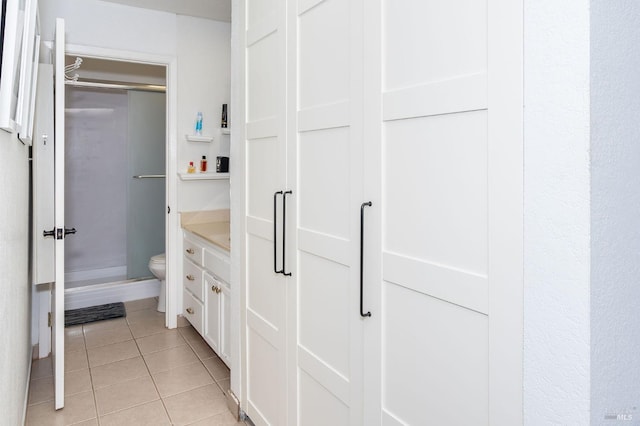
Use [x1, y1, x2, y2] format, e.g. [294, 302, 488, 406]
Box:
[365, 0, 523, 424]
[52, 18, 66, 410]
[293, 0, 365, 424]
[243, 1, 291, 425]
[32, 63, 55, 359]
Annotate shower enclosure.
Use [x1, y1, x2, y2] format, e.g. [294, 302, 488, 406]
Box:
[64, 85, 166, 289]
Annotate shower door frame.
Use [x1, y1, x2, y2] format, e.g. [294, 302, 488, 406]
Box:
[65, 43, 179, 328]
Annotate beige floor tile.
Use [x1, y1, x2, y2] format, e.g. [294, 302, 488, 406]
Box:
[66, 349, 89, 372]
[65, 325, 83, 336]
[65, 368, 92, 396]
[71, 419, 99, 426]
[72, 419, 99, 426]
[126, 307, 165, 325]
[143, 345, 199, 374]
[187, 410, 244, 426]
[216, 378, 231, 396]
[84, 325, 133, 349]
[65, 326, 86, 353]
[90, 356, 149, 389]
[94, 376, 159, 416]
[65, 331, 86, 353]
[202, 356, 230, 381]
[163, 384, 227, 425]
[82, 317, 128, 333]
[125, 298, 158, 312]
[177, 315, 191, 328]
[31, 357, 53, 380]
[188, 338, 217, 360]
[136, 329, 185, 354]
[129, 317, 168, 338]
[87, 339, 140, 367]
[152, 361, 214, 397]
[178, 325, 203, 342]
[99, 400, 171, 426]
[28, 375, 54, 405]
[26, 390, 96, 426]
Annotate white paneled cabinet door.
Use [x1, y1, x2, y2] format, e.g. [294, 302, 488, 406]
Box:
[204, 273, 221, 353]
[366, 0, 523, 425]
[241, 0, 522, 424]
[293, 0, 365, 425]
[243, 0, 292, 425]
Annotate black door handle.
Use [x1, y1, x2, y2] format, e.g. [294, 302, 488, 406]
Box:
[360, 202, 372, 318]
[274, 191, 283, 274]
[282, 191, 292, 276]
[43, 227, 77, 239]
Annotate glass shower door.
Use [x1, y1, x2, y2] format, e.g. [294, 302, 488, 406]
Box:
[127, 90, 166, 279]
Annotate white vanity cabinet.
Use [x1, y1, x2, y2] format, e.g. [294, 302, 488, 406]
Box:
[182, 230, 230, 366]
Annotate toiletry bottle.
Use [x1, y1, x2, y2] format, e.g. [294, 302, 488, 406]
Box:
[200, 156, 208, 173]
[195, 112, 203, 135]
[188, 161, 196, 173]
[221, 104, 228, 128]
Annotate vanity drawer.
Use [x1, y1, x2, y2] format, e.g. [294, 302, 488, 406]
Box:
[183, 236, 203, 266]
[203, 248, 230, 283]
[183, 289, 204, 335]
[183, 259, 203, 301]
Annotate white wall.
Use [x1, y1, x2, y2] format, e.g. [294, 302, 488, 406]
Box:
[177, 15, 231, 212]
[523, 0, 591, 424]
[39, 0, 177, 55]
[0, 131, 32, 424]
[590, 1, 640, 422]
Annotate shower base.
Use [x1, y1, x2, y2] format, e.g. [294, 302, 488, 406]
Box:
[64, 277, 160, 311]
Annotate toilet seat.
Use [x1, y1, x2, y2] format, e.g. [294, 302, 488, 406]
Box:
[150, 254, 165, 265]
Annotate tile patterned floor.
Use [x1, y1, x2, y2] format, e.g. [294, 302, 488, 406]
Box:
[25, 298, 243, 426]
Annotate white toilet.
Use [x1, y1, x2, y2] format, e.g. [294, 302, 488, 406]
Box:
[148, 253, 166, 312]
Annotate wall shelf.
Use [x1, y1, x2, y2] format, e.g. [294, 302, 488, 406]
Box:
[185, 134, 214, 143]
[179, 172, 230, 181]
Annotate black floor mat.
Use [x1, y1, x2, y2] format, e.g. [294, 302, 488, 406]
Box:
[65, 302, 126, 327]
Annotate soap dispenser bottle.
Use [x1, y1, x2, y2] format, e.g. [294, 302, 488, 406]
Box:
[195, 112, 203, 135]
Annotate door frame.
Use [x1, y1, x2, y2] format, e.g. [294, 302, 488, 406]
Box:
[64, 43, 179, 328]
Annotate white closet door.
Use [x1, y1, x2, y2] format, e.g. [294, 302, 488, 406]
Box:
[293, 0, 364, 425]
[369, 0, 523, 425]
[244, 0, 291, 425]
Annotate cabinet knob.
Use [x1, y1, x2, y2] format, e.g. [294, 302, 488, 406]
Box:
[186, 248, 195, 255]
[186, 307, 194, 314]
[212, 285, 217, 293]
[186, 274, 195, 281]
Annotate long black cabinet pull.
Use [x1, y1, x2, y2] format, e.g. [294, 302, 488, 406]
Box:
[282, 191, 293, 276]
[360, 201, 372, 318]
[274, 191, 283, 274]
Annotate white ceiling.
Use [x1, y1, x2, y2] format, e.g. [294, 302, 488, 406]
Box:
[99, 0, 231, 22]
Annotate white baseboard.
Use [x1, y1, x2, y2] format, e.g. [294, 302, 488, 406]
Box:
[64, 278, 160, 310]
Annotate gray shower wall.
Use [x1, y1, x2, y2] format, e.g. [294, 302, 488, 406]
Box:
[64, 87, 129, 281]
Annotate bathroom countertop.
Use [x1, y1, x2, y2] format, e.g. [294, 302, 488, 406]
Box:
[183, 221, 230, 252]
[181, 210, 230, 252]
